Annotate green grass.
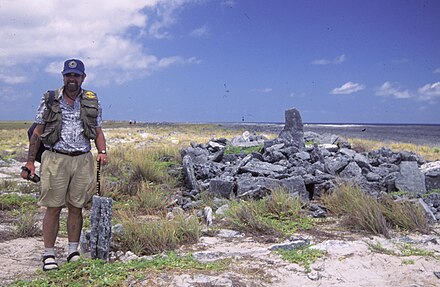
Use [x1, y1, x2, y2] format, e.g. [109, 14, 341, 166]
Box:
[423, 189, 440, 197]
[366, 241, 397, 256]
[367, 241, 439, 260]
[9, 251, 228, 287]
[399, 243, 438, 258]
[276, 246, 324, 272]
[0, 193, 37, 210]
[224, 144, 263, 155]
[401, 259, 415, 265]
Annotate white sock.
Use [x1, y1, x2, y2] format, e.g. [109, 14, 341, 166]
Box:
[44, 247, 56, 257]
[68, 242, 79, 255]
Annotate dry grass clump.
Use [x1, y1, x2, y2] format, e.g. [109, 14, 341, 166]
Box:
[225, 200, 278, 236]
[380, 196, 431, 234]
[14, 207, 41, 237]
[115, 209, 200, 256]
[134, 182, 171, 216]
[322, 182, 431, 238]
[322, 182, 389, 237]
[224, 188, 311, 238]
[103, 144, 180, 197]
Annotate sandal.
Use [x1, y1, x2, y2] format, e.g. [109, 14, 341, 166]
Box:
[67, 251, 80, 263]
[42, 255, 59, 271]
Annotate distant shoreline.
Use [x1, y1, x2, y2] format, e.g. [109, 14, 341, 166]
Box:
[214, 122, 440, 148]
[1, 120, 439, 148]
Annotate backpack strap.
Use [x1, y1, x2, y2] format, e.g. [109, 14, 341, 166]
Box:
[46, 90, 55, 108]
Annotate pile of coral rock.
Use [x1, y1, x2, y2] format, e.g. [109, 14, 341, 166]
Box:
[179, 108, 440, 221]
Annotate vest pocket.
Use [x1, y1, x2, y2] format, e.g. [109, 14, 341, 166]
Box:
[41, 117, 61, 146]
[80, 102, 98, 139]
[41, 104, 61, 146]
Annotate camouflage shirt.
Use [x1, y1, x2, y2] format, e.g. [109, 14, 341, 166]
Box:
[35, 87, 102, 152]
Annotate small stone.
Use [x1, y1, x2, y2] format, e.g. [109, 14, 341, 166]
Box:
[308, 271, 320, 281]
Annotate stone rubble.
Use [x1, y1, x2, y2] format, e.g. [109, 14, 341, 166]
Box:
[179, 108, 440, 221]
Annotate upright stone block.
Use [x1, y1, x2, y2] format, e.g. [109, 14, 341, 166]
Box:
[90, 195, 113, 260]
[277, 108, 305, 149]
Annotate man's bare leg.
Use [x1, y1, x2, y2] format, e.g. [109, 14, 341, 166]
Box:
[66, 204, 83, 262]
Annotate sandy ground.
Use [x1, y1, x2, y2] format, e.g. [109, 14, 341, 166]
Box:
[1, 223, 439, 286]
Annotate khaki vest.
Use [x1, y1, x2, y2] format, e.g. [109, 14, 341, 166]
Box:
[40, 89, 99, 146]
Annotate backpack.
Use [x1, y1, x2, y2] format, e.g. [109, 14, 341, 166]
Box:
[27, 91, 55, 163]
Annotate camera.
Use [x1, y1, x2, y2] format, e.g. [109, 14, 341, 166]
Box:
[21, 166, 40, 183]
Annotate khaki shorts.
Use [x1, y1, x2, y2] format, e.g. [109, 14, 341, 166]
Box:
[38, 150, 95, 208]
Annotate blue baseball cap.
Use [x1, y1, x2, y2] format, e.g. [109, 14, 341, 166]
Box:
[62, 59, 85, 75]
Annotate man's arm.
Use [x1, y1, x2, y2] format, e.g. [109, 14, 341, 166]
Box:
[21, 124, 44, 178]
[94, 127, 108, 165]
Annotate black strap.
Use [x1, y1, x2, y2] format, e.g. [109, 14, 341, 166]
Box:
[47, 90, 55, 107]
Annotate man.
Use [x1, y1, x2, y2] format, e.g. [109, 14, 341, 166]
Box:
[21, 59, 108, 271]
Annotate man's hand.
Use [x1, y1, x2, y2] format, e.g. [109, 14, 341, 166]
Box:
[97, 153, 108, 165]
[21, 162, 35, 179]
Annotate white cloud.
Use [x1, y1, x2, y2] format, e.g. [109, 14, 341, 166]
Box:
[311, 54, 346, 65]
[289, 92, 306, 98]
[434, 67, 440, 74]
[376, 82, 412, 99]
[331, 81, 365, 94]
[157, 56, 201, 68]
[190, 25, 210, 38]
[418, 82, 440, 100]
[256, 88, 272, 93]
[0, 73, 27, 84]
[0, 0, 199, 85]
[221, 1, 236, 7]
[376, 81, 440, 101]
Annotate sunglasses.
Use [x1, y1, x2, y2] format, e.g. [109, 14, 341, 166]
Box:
[64, 73, 82, 78]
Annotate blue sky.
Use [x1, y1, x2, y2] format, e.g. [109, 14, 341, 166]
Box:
[1, 0, 440, 124]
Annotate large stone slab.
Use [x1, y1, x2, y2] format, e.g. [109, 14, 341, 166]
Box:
[240, 159, 287, 177]
[395, 161, 427, 195]
[209, 179, 235, 199]
[236, 176, 280, 199]
[280, 176, 309, 202]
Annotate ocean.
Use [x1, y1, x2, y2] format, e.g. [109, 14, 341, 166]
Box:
[217, 123, 440, 148]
